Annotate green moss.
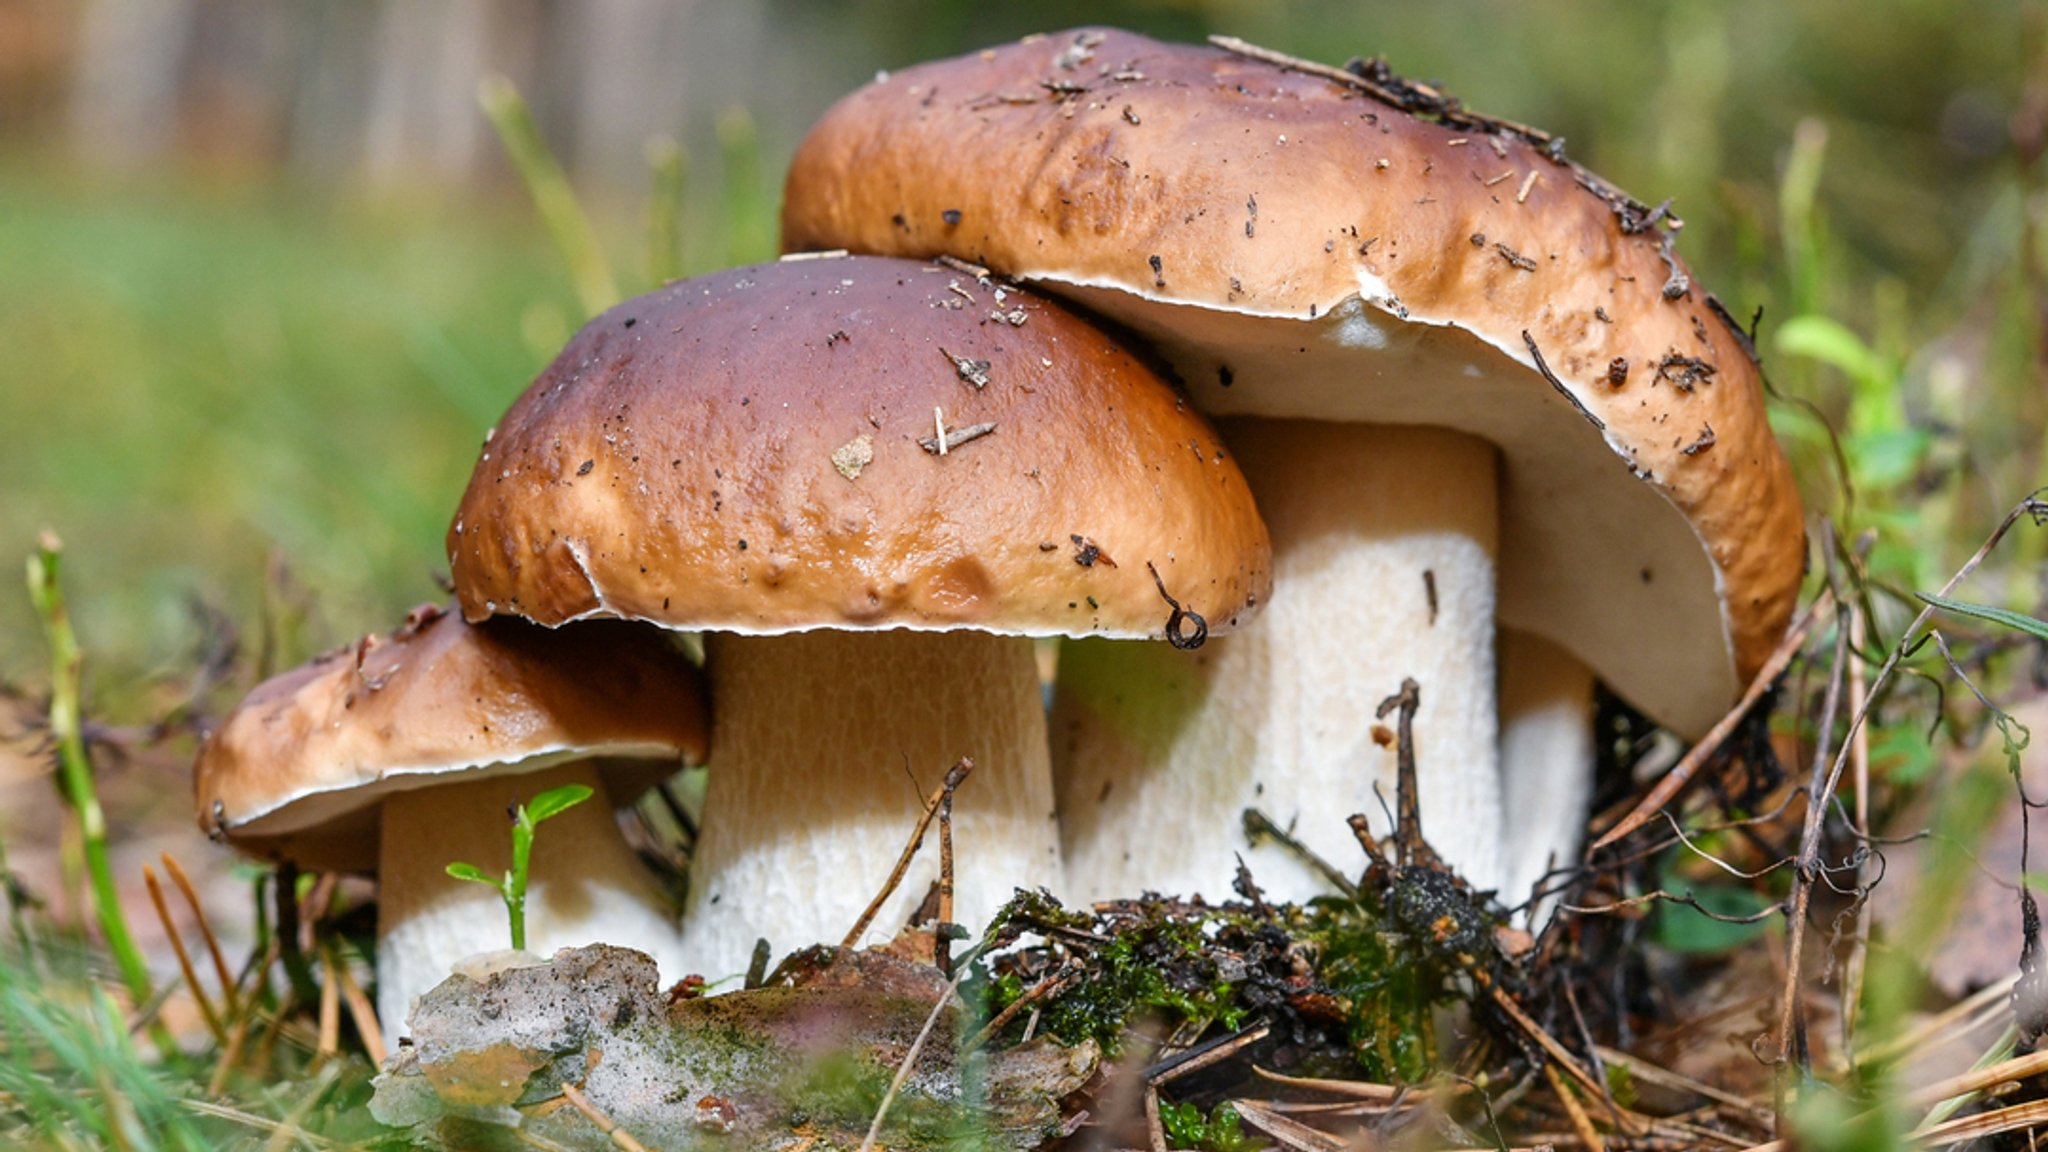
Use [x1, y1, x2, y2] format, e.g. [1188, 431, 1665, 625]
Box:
[985, 881, 1500, 1084]
[1159, 1100, 1255, 1152]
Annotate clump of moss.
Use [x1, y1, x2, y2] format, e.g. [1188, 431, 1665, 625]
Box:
[978, 868, 1519, 1085]
[1158, 1099, 1254, 1151]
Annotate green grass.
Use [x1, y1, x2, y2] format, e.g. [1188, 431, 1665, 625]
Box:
[0, 165, 579, 690]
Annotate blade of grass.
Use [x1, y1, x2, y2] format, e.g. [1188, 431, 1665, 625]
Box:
[1916, 591, 2048, 641]
[644, 135, 687, 286]
[478, 75, 618, 318]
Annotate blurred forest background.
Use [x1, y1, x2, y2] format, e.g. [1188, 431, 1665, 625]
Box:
[1, 0, 2047, 1139]
[1, 0, 2043, 691]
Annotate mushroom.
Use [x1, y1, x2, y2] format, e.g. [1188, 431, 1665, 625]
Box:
[194, 604, 709, 1031]
[444, 254, 1271, 975]
[780, 29, 1805, 908]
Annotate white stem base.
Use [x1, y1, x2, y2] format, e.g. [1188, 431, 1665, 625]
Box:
[1497, 629, 1596, 928]
[376, 760, 684, 1036]
[1055, 422, 1502, 904]
[682, 630, 1060, 979]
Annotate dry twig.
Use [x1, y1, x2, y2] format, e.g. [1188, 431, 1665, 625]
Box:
[842, 758, 973, 948]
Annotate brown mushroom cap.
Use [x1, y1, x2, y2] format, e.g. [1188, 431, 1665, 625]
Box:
[446, 254, 1271, 643]
[194, 605, 709, 872]
[781, 29, 1805, 738]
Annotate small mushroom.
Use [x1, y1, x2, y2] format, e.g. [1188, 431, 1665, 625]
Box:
[193, 606, 709, 1031]
[444, 255, 1271, 976]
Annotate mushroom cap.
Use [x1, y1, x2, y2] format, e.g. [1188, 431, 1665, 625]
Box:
[780, 29, 1805, 738]
[446, 255, 1271, 643]
[194, 605, 709, 873]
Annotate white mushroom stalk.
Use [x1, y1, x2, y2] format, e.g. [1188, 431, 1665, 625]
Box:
[680, 630, 1057, 978]
[1496, 630, 1597, 927]
[1056, 423, 1504, 902]
[377, 759, 686, 1031]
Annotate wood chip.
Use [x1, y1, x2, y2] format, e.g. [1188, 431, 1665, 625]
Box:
[831, 436, 874, 480]
[940, 347, 991, 388]
[920, 421, 996, 455]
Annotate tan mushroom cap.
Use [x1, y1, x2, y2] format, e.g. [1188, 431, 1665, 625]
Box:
[446, 254, 1271, 643]
[194, 605, 709, 873]
[781, 29, 1806, 738]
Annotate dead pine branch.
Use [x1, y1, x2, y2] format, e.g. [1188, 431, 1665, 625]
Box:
[842, 757, 973, 948]
[142, 862, 226, 1046]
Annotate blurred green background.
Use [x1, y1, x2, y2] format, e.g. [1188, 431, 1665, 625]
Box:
[2, 0, 2044, 693]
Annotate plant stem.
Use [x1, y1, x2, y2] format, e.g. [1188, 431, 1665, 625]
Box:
[645, 134, 687, 286]
[26, 535, 155, 1014]
[478, 74, 619, 319]
[507, 816, 534, 952]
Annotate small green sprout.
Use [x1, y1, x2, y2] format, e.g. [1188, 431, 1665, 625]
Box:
[445, 783, 594, 951]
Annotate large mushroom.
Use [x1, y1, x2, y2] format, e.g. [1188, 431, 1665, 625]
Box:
[781, 29, 1805, 907]
[445, 254, 1270, 975]
[194, 605, 709, 1031]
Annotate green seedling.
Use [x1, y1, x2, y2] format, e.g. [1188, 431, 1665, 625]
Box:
[444, 783, 594, 951]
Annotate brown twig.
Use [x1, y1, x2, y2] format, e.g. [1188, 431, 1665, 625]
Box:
[162, 853, 237, 1019]
[1840, 596, 1875, 1062]
[843, 758, 973, 948]
[1544, 1061, 1606, 1152]
[1145, 1021, 1272, 1085]
[561, 1082, 651, 1152]
[1251, 1066, 1401, 1101]
[937, 777, 956, 975]
[1229, 1098, 1351, 1151]
[1489, 986, 1641, 1135]
[965, 967, 1075, 1051]
[1773, 571, 1856, 1086]
[142, 863, 225, 1046]
[333, 950, 385, 1064]
[208, 936, 278, 1096]
[1375, 678, 1433, 868]
[315, 945, 341, 1062]
[919, 419, 997, 454]
[1145, 1084, 1168, 1152]
[1592, 1046, 1771, 1127]
[1246, 808, 1356, 897]
[1592, 587, 1835, 851]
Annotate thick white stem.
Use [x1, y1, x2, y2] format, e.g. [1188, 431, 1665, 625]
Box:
[681, 630, 1060, 978]
[1497, 629, 1596, 927]
[377, 760, 684, 1035]
[1054, 421, 1501, 903]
